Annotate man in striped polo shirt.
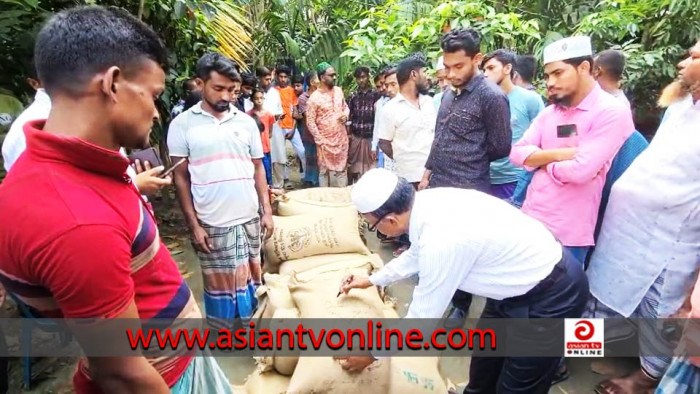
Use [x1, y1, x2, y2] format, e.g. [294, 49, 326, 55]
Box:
[168, 52, 274, 326]
[0, 6, 230, 393]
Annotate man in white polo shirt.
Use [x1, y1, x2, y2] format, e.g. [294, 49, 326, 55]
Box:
[168, 52, 273, 324]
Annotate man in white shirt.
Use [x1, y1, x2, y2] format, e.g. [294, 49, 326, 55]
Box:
[168, 53, 273, 323]
[585, 39, 700, 394]
[2, 88, 51, 171]
[338, 168, 588, 393]
[372, 66, 398, 172]
[378, 56, 436, 187]
[257, 66, 286, 188]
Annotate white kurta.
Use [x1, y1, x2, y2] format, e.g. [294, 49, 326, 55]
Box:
[369, 188, 562, 319]
[587, 95, 700, 317]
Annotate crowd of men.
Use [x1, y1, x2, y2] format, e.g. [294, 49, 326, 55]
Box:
[0, 4, 699, 394]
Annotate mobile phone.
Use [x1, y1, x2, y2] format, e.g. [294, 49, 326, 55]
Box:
[127, 147, 162, 167]
[159, 158, 187, 178]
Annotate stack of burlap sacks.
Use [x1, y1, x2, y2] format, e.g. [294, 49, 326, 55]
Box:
[235, 187, 447, 394]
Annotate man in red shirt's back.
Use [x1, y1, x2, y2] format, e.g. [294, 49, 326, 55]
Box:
[0, 6, 231, 393]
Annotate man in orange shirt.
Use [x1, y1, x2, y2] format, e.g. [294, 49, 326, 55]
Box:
[275, 65, 305, 187]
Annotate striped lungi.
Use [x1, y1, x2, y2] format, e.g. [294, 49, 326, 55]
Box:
[584, 269, 675, 378]
[196, 217, 262, 326]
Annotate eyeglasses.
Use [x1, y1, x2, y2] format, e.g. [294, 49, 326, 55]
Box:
[367, 212, 389, 232]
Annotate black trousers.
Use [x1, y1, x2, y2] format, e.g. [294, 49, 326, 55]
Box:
[464, 250, 589, 394]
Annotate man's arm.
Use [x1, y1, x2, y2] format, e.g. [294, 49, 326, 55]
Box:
[545, 108, 634, 184]
[368, 243, 419, 287]
[84, 302, 170, 394]
[305, 99, 322, 143]
[44, 226, 170, 393]
[404, 238, 476, 319]
[170, 158, 210, 253]
[253, 158, 273, 240]
[371, 100, 383, 152]
[484, 95, 512, 161]
[378, 139, 393, 159]
[376, 104, 395, 159]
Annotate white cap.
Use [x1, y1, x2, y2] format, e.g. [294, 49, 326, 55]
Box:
[543, 36, 592, 65]
[351, 168, 399, 214]
[435, 56, 445, 71]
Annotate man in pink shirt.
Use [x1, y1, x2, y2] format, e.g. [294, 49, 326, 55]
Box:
[510, 36, 634, 264]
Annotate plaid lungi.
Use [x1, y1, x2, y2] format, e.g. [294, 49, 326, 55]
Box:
[197, 217, 262, 324]
[656, 357, 700, 393]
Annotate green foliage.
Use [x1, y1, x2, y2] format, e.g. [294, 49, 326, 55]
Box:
[343, 1, 540, 71]
[344, 0, 698, 120]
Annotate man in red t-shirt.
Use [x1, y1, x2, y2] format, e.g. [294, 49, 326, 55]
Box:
[0, 7, 230, 393]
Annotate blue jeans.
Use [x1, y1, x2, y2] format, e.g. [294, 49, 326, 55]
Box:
[564, 246, 590, 266]
[262, 153, 272, 186]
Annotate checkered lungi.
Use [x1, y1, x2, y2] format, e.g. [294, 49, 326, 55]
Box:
[197, 217, 262, 325]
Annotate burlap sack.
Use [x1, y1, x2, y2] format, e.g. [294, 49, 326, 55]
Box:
[270, 308, 300, 376]
[287, 357, 390, 394]
[263, 210, 369, 271]
[289, 264, 384, 319]
[388, 357, 447, 394]
[276, 187, 354, 216]
[244, 366, 291, 394]
[257, 273, 295, 319]
[278, 253, 384, 276]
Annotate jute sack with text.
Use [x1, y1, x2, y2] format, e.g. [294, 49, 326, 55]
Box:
[276, 187, 354, 216]
[286, 357, 391, 394]
[388, 357, 447, 394]
[278, 253, 384, 276]
[244, 366, 291, 394]
[257, 273, 295, 319]
[288, 264, 384, 319]
[263, 210, 369, 272]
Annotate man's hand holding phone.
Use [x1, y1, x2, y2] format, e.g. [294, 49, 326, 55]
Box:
[132, 159, 172, 195]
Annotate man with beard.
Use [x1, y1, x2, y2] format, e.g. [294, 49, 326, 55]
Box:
[378, 56, 435, 189]
[347, 66, 380, 182]
[421, 28, 511, 325]
[0, 7, 232, 392]
[482, 49, 545, 200]
[305, 62, 350, 187]
[378, 56, 436, 256]
[168, 52, 273, 325]
[510, 36, 634, 265]
[586, 39, 700, 394]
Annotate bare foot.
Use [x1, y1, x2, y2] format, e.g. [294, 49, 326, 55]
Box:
[595, 369, 658, 394]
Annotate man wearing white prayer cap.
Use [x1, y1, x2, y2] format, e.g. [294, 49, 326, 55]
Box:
[509, 36, 634, 266]
[336, 168, 589, 392]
